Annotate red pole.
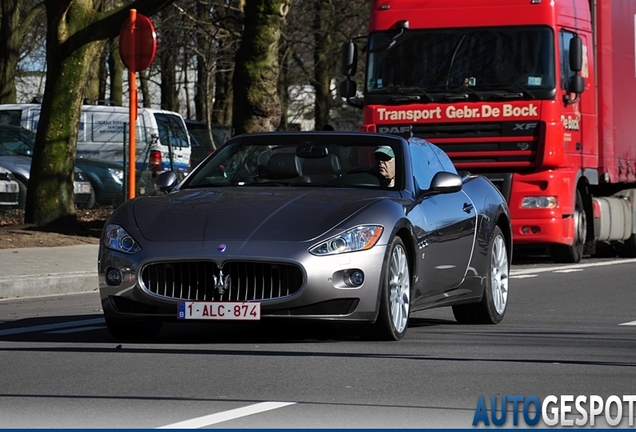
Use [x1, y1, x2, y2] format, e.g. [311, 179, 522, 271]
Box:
[128, 9, 137, 199]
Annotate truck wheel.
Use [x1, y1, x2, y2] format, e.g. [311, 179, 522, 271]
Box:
[550, 190, 586, 263]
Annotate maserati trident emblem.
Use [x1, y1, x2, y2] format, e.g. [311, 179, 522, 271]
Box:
[213, 268, 231, 295]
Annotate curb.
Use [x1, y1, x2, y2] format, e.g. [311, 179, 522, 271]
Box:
[0, 272, 98, 300]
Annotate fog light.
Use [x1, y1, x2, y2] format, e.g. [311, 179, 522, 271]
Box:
[347, 270, 365, 287]
[521, 226, 540, 235]
[106, 268, 123, 286]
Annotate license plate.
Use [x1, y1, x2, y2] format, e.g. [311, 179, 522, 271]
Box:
[74, 184, 92, 194]
[178, 301, 261, 320]
[4, 183, 18, 193]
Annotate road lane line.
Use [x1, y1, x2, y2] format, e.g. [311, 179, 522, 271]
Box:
[0, 317, 104, 336]
[158, 401, 296, 429]
[510, 258, 636, 276]
[510, 274, 538, 279]
[619, 320, 636, 326]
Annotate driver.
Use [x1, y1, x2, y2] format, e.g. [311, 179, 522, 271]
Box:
[374, 146, 396, 187]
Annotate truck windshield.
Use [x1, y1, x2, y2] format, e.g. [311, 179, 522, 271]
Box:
[367, 26, 554, 95]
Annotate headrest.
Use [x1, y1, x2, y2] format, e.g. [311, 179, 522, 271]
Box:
[265, 152, 302, 179]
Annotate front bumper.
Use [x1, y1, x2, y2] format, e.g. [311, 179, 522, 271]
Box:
[98, 240, 388, 323]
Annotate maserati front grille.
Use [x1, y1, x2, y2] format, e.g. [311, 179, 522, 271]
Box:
[141, 260, 304, 301]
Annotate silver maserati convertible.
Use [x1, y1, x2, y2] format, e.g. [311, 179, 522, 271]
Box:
[99, 131, 511, 340]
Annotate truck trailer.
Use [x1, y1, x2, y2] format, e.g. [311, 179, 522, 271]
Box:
[341, 0, 636, 262]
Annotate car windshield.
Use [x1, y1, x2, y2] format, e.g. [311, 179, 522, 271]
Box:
[0, 127, 35, 156]
[181, 133, 403, 190]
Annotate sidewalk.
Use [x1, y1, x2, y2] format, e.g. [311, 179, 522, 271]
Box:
[0, 244, 99, 300]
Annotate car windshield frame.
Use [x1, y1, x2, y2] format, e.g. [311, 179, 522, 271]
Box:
[180, 133, 406, 191]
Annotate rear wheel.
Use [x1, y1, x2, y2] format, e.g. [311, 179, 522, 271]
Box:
[453, 226, 509, 324]
[105, 317, 163, 340]
[371, 237, 411, 341]
[550, 190, 586, 263]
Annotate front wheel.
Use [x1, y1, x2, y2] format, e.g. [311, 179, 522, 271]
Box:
[371, 237, 411, 340]
[453, 226, 509, 324]
[550, 190, 586, 263]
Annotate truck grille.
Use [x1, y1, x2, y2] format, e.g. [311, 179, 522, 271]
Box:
[141, 261, 304, 302]
[411, 121, 541, 169]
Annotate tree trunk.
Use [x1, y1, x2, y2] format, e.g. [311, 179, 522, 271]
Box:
[312, 0, 332, 130]
[139, 69, 151, 108]
[232, 0, 291, 135]
[107, 39, 124, 105]
[25, 33, 104, 225]
[25, 0, 176, 226]
[0, 1, 45, 104]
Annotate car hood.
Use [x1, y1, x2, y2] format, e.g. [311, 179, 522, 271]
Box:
[0, 155, 32, 177]
[0, 155, 83, 176]
[132, 187, 389, 243]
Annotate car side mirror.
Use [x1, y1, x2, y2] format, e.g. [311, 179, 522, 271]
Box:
[155, 170, 178, 193]
[430, 171, 462, 194]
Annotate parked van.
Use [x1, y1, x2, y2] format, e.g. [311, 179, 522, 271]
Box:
[0, 104, 191, 195]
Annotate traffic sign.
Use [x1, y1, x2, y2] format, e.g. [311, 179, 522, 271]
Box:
[119, 13, 157, 72]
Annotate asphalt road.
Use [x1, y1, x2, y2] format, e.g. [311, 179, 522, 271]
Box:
[0, 257, 635, 428]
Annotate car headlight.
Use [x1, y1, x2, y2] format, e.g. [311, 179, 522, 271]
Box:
[103, 224, 141, 254]
[521, 196, 557, 209]
[108, 168, 124, 184]
[309, 225, 383, 256]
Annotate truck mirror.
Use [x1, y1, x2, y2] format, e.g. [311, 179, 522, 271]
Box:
[569, 36, 583, 72]
[339, 78, 357, 98]
[568, 75, 585, 94]
[341, 41, 358, 76]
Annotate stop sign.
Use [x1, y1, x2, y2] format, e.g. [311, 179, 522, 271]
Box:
[119, 14, 157, 72]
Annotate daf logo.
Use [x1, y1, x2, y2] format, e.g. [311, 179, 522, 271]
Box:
[378, 126, 412, 134]
[213, 267, 231, 295]
[512, 122, 538, 131]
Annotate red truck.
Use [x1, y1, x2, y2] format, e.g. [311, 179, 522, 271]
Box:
[340, 0, 636, 263]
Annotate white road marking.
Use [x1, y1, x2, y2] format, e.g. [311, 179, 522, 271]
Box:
[510, 258, 636, 276]
[0, 317, 104, 336]
[158, 401, 296, 429]
[619, 320, 636, 326]
[553, 269, 584, 273]
[46, 326, 105, 334]
[510, 274, 538, 279]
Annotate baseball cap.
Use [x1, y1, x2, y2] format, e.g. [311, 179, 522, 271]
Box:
[374, 146, 395, 158]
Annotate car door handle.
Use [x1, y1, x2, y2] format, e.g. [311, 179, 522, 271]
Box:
[462, 203, 474, 213]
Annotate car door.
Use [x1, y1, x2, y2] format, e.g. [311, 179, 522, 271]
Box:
[411, 141, 476, 296]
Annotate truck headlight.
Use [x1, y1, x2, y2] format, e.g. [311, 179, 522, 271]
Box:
[521, 196, 557, 208]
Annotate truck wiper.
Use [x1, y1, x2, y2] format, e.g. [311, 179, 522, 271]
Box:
[389, 88, 434, 103]
[441, 86, 484, 101]
[492, 83, 535, 100]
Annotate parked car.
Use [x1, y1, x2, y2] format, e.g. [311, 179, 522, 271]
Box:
[74, 158, 125, 207]
[0, 166, 19, 207]
[0, 125, 94, 208]
[99, 131, 511, 341]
